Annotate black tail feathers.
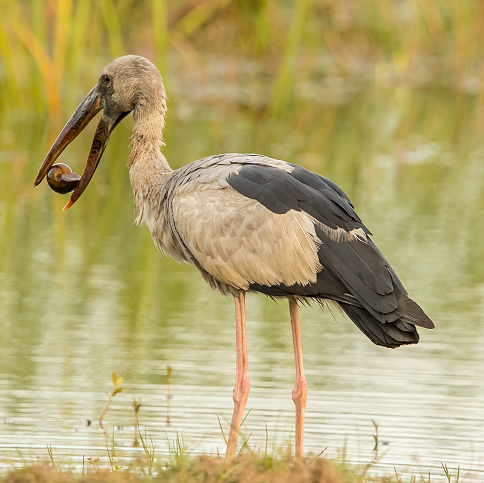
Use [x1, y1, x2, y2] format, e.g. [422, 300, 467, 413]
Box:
[338, 301, 422, 348]
[400, 296, 434, 329]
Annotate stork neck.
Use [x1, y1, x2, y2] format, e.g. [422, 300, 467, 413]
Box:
[129, 105, 172, 213]
[130, 102, 170, 165]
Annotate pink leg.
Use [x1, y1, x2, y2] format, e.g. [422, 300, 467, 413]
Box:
[226, 291, 250, 459]
[289, 299, 308, 458]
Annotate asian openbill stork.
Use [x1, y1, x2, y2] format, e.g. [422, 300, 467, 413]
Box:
[34, 55, 434, 459]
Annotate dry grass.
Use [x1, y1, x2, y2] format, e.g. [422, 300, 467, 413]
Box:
[1, 454, 386, 483]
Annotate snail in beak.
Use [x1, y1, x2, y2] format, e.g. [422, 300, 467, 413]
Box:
[46, 163, 81, 195]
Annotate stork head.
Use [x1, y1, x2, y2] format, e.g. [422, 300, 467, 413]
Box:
[34, 55, 166, 210]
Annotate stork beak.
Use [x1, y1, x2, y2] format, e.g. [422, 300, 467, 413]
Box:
[34, 85, 124, 211]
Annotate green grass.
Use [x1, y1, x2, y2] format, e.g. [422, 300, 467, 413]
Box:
[0, 447, 453, 483]
[0, 456, 365, 483]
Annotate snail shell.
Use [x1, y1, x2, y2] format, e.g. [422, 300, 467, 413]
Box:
[47, 163, 81, 195]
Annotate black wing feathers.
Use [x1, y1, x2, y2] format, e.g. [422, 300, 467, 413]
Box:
[228, 166, 366, 231]
[227, 163, 434, 348]
[227, 168, 305, 214]
[315, 228, 398, 315]
[288, 164, 363, 223]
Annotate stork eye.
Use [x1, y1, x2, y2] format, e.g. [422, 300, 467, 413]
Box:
[103, 75, 111, 83]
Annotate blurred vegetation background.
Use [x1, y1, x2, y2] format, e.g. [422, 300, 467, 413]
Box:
[2, 0, 484, 119]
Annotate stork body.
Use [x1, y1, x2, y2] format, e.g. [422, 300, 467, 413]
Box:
[35, 55, 434, 459]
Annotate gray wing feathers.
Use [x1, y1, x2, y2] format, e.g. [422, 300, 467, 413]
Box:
[158, 153, 433, 348]
[171, 188, 322, 290]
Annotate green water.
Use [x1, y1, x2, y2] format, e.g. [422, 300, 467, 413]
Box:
[1, 80, 484, 476]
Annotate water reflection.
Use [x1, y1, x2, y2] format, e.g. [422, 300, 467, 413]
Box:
[1, 82, 484, 478]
